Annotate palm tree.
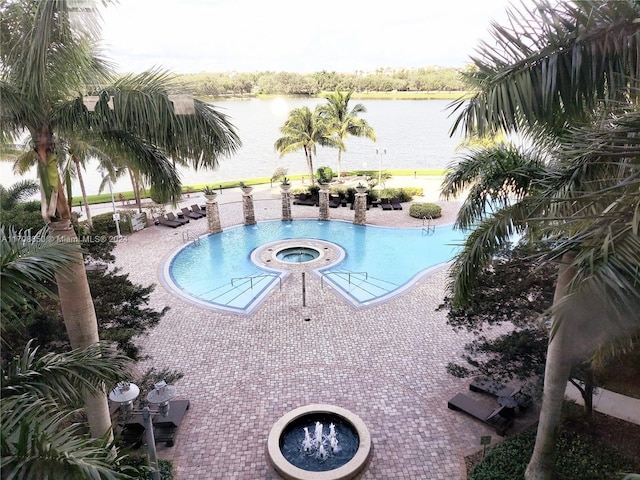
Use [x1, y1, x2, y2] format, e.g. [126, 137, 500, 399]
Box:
[274, 106, 337, 185]
[443, 1, 640, 479]
[1, 342, 133, 480]
[317, 90, 377, 178]
[1, 224, 133, 478]
[0, 0, 240, 438]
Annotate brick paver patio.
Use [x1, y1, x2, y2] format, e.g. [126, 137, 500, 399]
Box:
[112, 185, 511, 479]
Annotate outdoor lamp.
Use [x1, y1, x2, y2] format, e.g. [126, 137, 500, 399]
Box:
[108, 381, 140, 413]
[147, 380, 177, 416]
[109, 380, 177, 480]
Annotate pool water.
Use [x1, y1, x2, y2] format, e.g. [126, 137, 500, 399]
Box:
[163, 220, 465, 314]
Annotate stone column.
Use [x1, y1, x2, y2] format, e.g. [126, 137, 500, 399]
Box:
[241, 187, 256, 225]
[280, 184, 292, 221]
[318, 184, 330, 221]
[205, 194, 222, 234]
[354, 190, 367, 225]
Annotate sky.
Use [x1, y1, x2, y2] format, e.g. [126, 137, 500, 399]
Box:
[99, 0, 527, 74]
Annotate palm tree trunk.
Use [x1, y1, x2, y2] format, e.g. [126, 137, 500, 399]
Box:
[305, 146, 315, 185]
[50, 219, 112, 438]
[525, 252, 576, 480]
[337, 150, 343, 179]
[129, 169, 142, 212]
[36, 137, 112, 440]
[74, 156, 93, 230]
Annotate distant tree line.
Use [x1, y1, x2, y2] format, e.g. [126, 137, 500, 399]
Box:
[177, 66, 471, 97]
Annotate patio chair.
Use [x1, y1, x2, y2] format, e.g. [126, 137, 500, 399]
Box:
[380, 198, 393, 210]
[469, 376, 532, 410]
[157, 215, 181, 228]
[447, 392, 513, 435]
[167, 212, 189, 225]
[191, 204, 207, 216]
[181, 207, 204, 219]
[329, 194, 341, 208]
[391, 198, 403, 210]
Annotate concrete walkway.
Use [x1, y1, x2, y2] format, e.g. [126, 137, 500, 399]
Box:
[565, 383, 640, 425]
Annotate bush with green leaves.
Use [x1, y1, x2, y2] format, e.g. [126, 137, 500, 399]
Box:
[469, 419, 640, 480]
[409, 202, 442, 219]
[316, 166, 334, 183]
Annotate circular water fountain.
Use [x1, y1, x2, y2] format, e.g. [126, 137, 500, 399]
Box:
[267, 404, 371, 480]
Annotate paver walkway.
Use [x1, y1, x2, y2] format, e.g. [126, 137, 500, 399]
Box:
[111, 180, 516, 479]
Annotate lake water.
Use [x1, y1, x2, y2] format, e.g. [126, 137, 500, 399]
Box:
[1, 98, 464, 196]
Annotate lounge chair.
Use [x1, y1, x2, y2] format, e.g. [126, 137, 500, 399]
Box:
[391, 198, 403, 210]
[329, 195, 341, 208]
[181, 207, 203, 219]
[380, 198, 393, 210]
[469, 376, 532, 410]
[157, 215, 181, 228]
[293, 194, 319, 206]
[447, 392, 513, 435]
[167, 212, 189, 225]
[191, 204, 207, 216]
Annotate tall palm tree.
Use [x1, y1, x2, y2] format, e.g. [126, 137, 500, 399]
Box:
[274, 106, 337, 185]
[0, 0, 240, 438]
[317, 90, 377, 178]
[443, 1, 640, 479]
[1, 225, 133, 478]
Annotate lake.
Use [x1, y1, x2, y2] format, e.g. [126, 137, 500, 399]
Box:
[1, 98, 465, 196]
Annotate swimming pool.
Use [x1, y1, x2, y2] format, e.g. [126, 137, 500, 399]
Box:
[162, 220, 465, 314]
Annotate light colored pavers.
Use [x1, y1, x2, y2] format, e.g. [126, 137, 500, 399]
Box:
[111, 181, 509, 479]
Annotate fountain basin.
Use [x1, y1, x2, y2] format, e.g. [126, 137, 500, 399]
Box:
[267, 404, 371, 480]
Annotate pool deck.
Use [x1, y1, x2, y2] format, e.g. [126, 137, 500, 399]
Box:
[111, 179, 533, 479]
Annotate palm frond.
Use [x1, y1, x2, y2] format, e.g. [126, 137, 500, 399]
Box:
[1, 395, 133, 480]
[2, 340, 130, 406]
[447, 201, 534, 307]
[441, 143, 548, 228]
[449, 0, 640, 137]
[0, 225, 81, 318]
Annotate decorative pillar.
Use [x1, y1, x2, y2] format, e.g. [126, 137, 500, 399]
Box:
[318, 184, 330, 221]
[205, 194, 222, 234]
[354, 188, 367, 225]
[280, 184, 292, 221]
[241, 186, 256, 225]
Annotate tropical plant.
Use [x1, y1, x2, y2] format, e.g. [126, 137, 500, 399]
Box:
[0, 225, 80, 322]
[443, 1, 640, 479]
[0, 223, 134, 479]
[1, 341, 134, 480]
[317, 90, 377, 178]
[0, 0, 240, 438]
[274, 106, 337, 185]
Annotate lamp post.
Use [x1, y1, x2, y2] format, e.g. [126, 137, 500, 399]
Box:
[99, 169, 121, 237]
[376, 148, 386, 191]
[109, 381, 177, 480]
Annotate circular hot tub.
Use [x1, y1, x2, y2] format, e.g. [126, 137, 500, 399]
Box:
[276, 247, 321, 263]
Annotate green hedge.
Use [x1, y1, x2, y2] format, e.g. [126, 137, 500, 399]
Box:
[90, 211, 147, 234]
[409, 203, 442, 219]
[470, 427, 639, 480]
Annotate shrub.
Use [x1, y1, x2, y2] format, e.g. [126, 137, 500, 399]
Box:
[316, 166, 334, 183]
[379, 187, 420, 202]
[469, 423, 640, 480]
[409, 203, 442, 219]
